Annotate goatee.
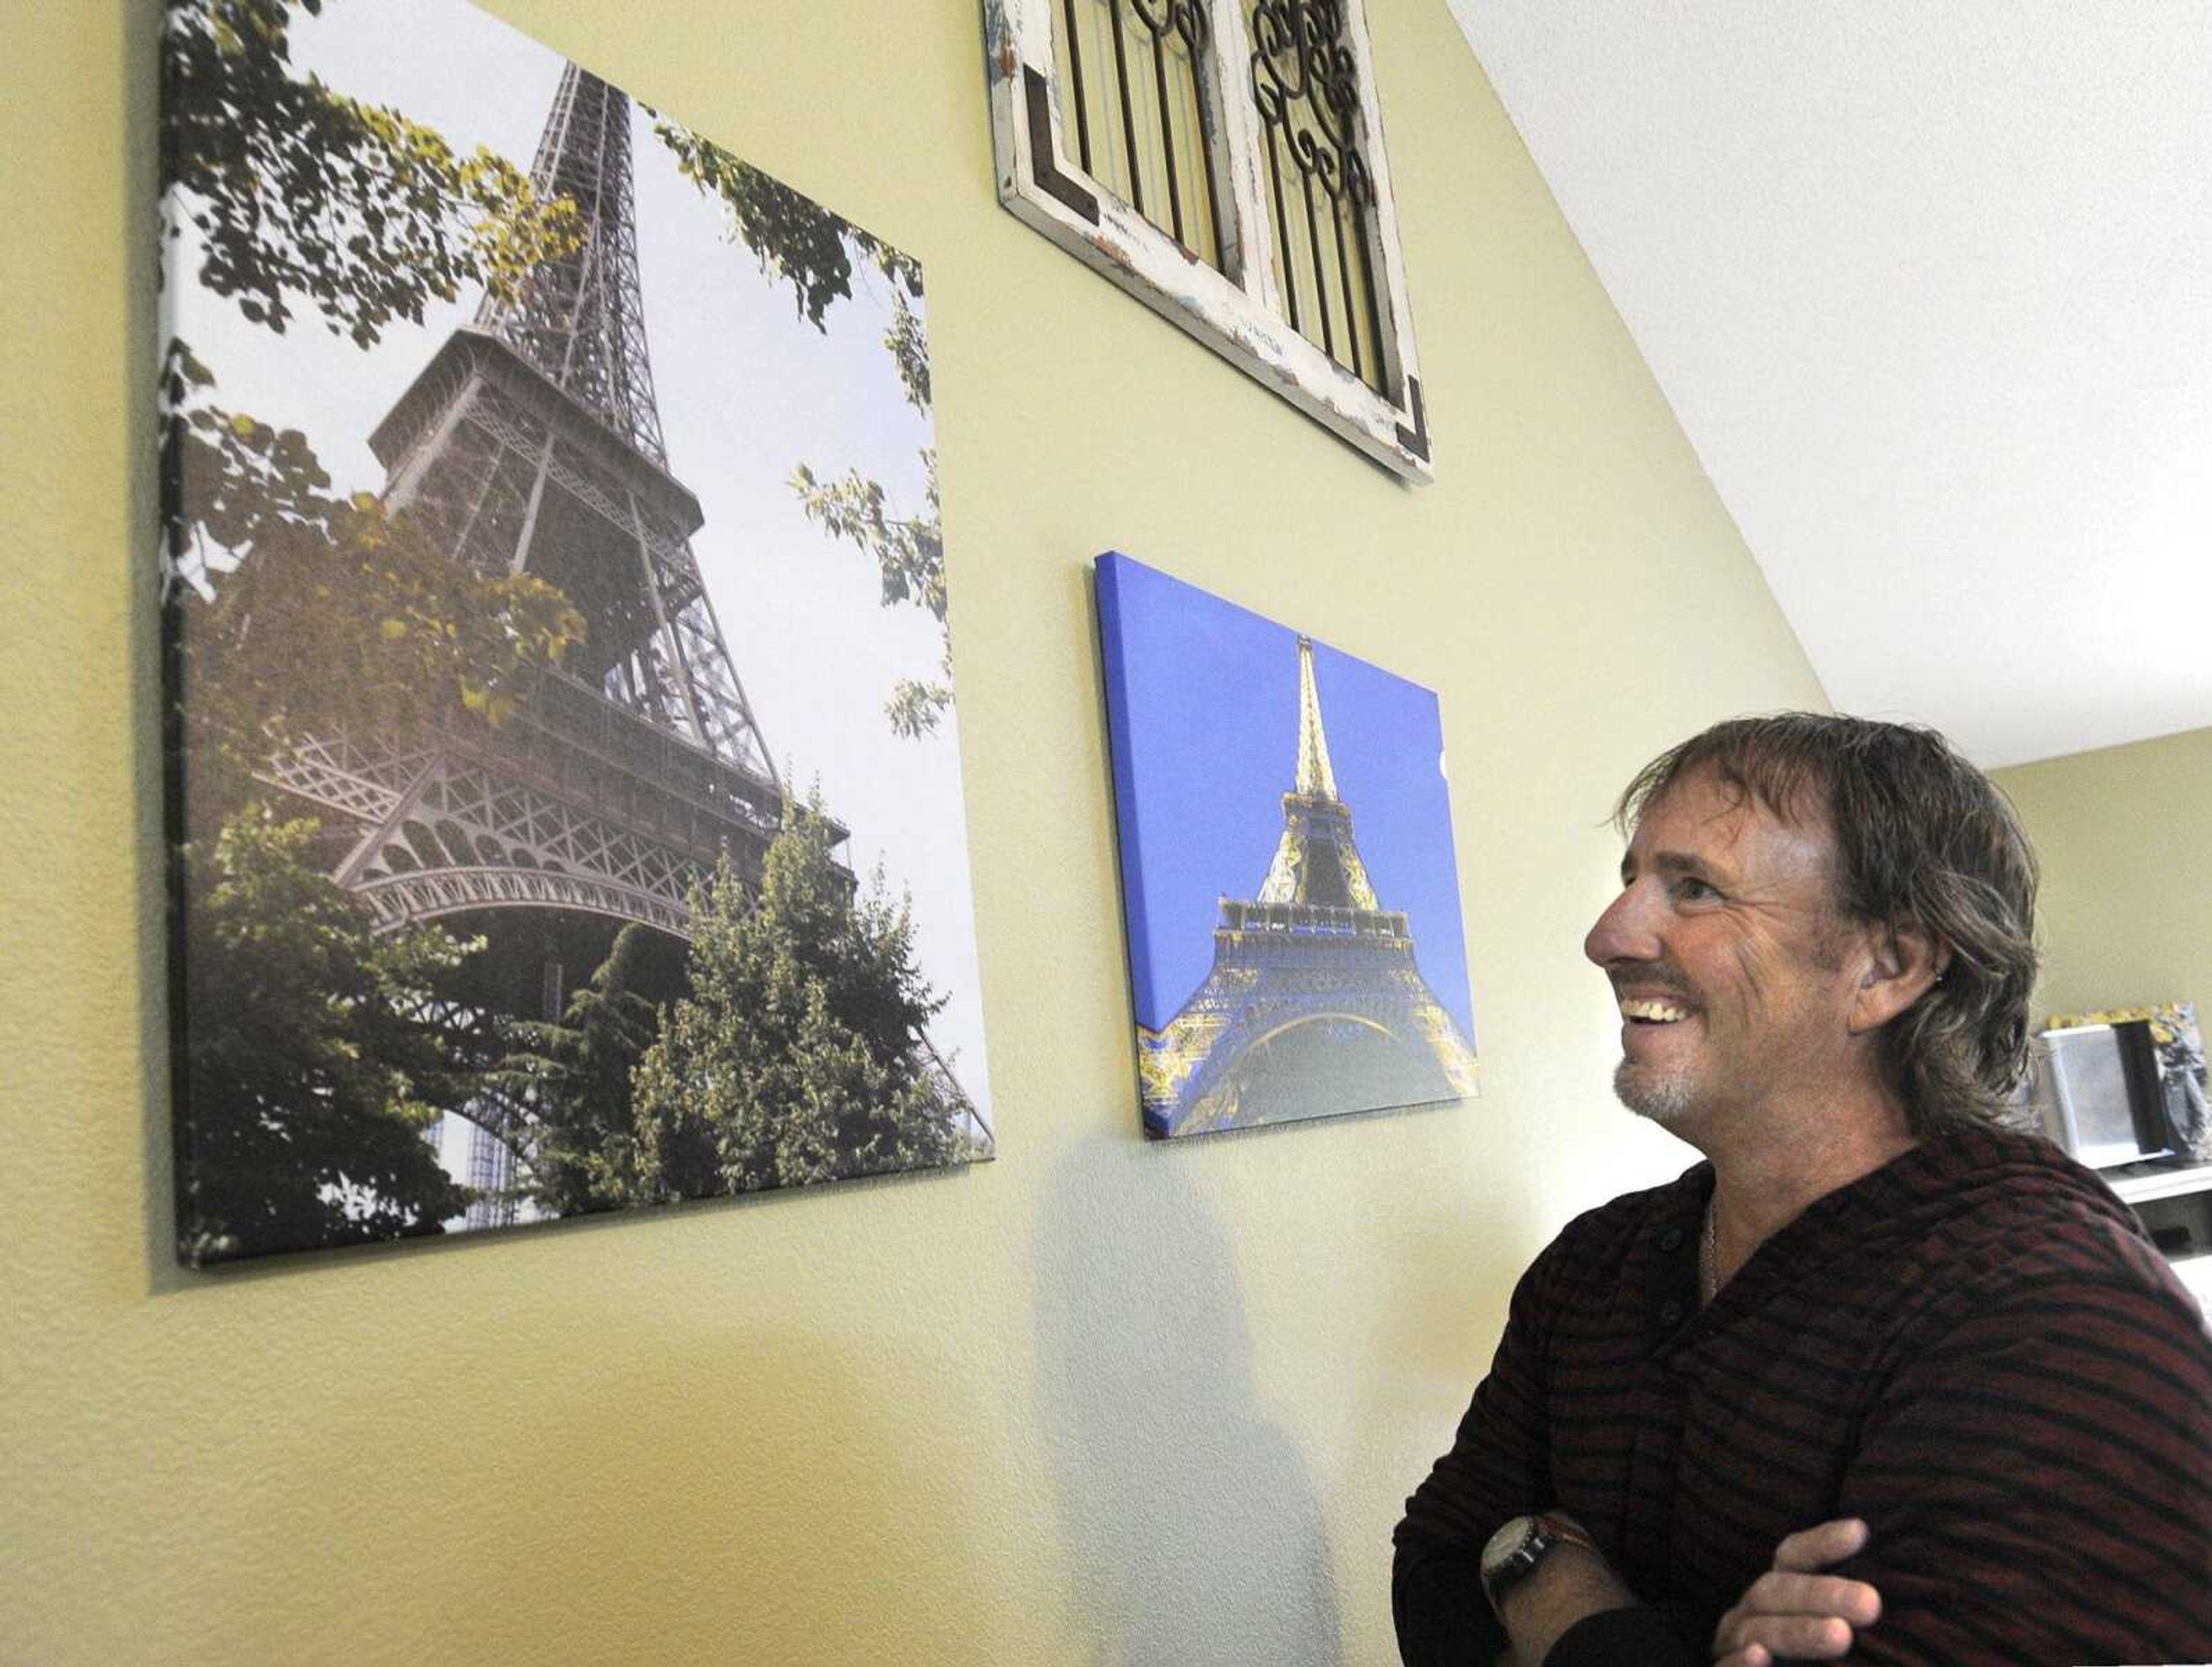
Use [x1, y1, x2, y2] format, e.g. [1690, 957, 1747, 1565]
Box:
[1615, 1059, 1695, 1125]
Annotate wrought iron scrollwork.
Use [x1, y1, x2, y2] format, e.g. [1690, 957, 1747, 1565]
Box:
[1248, 0, 1385, 386]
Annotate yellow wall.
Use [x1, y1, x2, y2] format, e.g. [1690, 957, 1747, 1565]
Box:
[1995, 727, 2212, 1028]
[0, 2, 1827, 1661]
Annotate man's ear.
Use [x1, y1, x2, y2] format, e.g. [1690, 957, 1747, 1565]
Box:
[1847, 919, 1950, 1035]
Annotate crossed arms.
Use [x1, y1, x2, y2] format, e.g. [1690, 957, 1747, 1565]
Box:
[1393, 1239, 2212, 1665]
[1474, 1514, 1880, 1667]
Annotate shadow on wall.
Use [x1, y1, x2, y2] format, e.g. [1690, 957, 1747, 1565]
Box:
[1033, 1132, 1343, 1667]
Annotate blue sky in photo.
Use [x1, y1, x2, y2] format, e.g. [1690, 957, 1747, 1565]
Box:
[1096, 553, 1476, 1042]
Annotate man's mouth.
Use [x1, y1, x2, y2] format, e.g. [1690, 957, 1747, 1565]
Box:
[1618, 997, 1692, 1025]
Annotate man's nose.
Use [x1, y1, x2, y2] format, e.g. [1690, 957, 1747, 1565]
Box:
[1584, 884, 1657, 968]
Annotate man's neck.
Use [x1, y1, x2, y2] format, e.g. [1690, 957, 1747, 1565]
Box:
[1701, 1086, 1918, 1289]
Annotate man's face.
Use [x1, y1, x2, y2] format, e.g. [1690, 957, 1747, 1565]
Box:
[1583, 766, 1866, 1132]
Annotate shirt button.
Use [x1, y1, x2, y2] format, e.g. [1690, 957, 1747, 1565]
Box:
[1658, 1226, 1685, 1252]
[1657, 1299, 1685, 1327]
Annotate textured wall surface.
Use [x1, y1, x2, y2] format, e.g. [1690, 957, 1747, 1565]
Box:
[1995, 726, 2212, 1025]
[0, 2, 1825, 1661]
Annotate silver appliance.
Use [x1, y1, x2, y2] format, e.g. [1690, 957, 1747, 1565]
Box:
[2030, 1022, 2173, 1169]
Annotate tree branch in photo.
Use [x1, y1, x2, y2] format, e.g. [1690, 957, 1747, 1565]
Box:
[163, 342, 588, 810]
[654, 118, 950, 734]
[162, 0, 580, 347]
[789, 450, 950, 738]
[652, 121, 922, 342]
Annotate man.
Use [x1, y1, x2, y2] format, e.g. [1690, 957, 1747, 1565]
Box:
[1393, 714, 2212, 1667]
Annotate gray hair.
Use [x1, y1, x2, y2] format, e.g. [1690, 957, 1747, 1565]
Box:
[1615, 714, 2040, 1136]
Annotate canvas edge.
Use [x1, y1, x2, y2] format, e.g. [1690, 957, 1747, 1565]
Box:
[1092, 552, 1179, 1139]
[156, 1, 210, 1270]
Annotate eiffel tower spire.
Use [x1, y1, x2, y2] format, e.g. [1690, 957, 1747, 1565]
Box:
[1137, 633, 1476, 1136]
[1292, 635, 1339, 798]
[475, 64, 668, 464]
[1259, 638, 1380, 912]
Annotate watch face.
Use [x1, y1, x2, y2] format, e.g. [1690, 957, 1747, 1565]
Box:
[1480, 1515, 1536, 1579]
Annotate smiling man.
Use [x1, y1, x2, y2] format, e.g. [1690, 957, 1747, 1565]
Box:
[1392, 714, 2212, 1667]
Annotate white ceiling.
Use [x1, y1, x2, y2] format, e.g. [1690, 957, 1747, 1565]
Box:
[1445, 2, 2212, 768]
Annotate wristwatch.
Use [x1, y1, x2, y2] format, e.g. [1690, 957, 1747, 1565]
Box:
[1479, 1513, 1600, 1617]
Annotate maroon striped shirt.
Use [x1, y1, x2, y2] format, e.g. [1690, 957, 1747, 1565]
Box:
[1393, 1125, 2212, 1666]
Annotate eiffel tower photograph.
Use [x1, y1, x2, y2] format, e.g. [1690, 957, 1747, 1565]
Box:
[158, 0, 991, 1263]
[1096, 553, 1479, 1137]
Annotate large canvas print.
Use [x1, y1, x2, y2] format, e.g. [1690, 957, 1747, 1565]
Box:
[160, 0, 991, 1264]
[1094, 553, 1478, 1137]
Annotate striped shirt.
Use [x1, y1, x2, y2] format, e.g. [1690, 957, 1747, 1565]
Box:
[1392, 1125, 2212, 1666]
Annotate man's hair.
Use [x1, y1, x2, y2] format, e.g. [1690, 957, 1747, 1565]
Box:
[1613, 713, 2040, 1136]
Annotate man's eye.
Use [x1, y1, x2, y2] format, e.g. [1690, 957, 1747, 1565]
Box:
[1672, 877, 1718, 903]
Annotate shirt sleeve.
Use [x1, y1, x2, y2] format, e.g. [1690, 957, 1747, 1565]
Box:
[1832, 1270, 2212, 1667]
[1391, 1241, 1561, 1665]
[1543, 1607, 1706, 1667]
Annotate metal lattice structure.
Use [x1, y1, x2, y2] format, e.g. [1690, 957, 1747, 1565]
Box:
[372, 63, 776, 780]
[477, 66, 671, 466]
[269, 63, 828, 945]
[1137, 636, 1476, 1135]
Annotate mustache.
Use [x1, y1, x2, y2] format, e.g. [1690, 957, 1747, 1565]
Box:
[1604, 964, 1698, 1001]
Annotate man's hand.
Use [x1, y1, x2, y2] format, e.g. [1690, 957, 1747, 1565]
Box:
[1711, 1518, 1882, 1666]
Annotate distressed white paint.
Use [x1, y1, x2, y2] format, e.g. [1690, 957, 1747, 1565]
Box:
[1207, 0, 1276, 307]
[986, 0, 1433, 482]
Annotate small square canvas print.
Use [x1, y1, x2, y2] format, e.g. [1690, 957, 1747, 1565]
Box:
[160, 0, 991, 1263]
[1094, 552, 1479, 1137]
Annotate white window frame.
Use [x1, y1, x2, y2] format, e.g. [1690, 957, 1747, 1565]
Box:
[984, 0, 1431, 482]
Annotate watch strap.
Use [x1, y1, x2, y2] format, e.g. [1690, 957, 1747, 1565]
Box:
[1540, 1514, 1599, 1558]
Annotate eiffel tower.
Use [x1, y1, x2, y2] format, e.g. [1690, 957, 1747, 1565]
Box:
[255, 65, 841, 1217]
[1137, 637, 1477, 1136]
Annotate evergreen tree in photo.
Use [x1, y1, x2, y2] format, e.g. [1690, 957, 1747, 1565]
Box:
[617, 800, 971, 1201]
[493, 923, 664, 1217]
[176, 807, 478, 1261]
